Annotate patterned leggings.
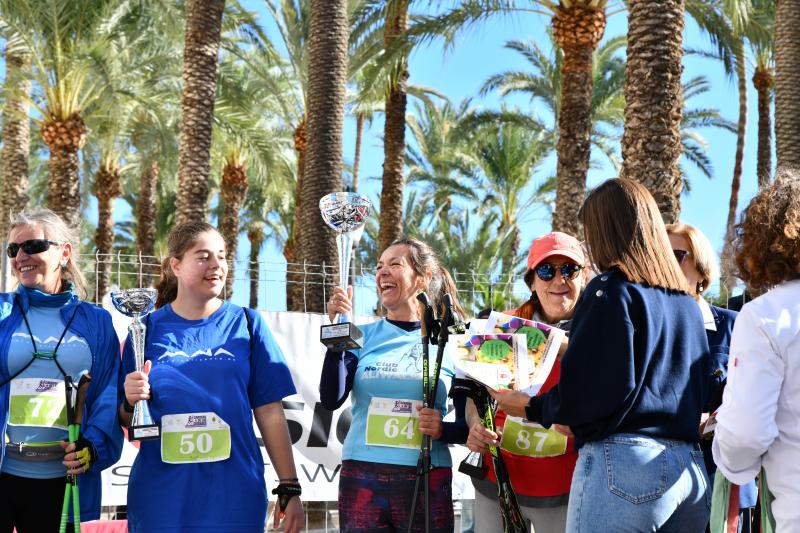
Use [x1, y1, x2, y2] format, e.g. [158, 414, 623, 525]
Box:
[338, 459, 454, 532]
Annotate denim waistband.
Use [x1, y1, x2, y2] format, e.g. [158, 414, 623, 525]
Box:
[600, 433, 702, 451]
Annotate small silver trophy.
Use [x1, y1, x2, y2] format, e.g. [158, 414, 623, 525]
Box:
[111, 288, 160, 441]
[319, 192, 371, 350]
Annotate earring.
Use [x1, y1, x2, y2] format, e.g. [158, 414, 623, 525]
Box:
[60, 260, 68, 268]
[697, 283, 704, 293]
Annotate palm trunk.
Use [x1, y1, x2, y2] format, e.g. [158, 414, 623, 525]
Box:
[301, 0, 348, 313]
[621, 0, 685, 223]
[721, 44, 748, 292]
[551, 5, 606, 237]
[378, 1, 410, 252]
[774, 0, 800, 171]
[248, 224, 264, 309]
[42, 113, 88, 230]
[353, 113, 365, 191]
[220, 160, 249, 300]
[753, 65, 774, 189]
[175, 0, 225, 225]
[92, 158, 122, 302]
[285, 117, 306, 312]
[136, 161, 160, 284]
[1, 52, 31, 242]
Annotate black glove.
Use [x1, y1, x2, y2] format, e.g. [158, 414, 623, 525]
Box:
[272, 481, 302, 517]
[73, 435, 98, 473]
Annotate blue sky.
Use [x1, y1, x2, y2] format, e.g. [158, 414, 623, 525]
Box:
[243, 4, 759, 303]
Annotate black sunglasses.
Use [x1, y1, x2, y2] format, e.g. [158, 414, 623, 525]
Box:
[673, 249, 691, 265]
[6, 239, 61, 258]
[534, 262, 583, 282]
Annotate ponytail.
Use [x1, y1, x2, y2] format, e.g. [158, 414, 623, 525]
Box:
[155, 257, 178, 309]
[515, 269, 540, 320]
[430, 266, 467, 322]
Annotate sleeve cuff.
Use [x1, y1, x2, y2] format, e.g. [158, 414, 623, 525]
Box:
[525, 396, 543, 424]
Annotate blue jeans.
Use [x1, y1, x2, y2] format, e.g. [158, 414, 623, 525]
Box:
[567, 434, 710, 533]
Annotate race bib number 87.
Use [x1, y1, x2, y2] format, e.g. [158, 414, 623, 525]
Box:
[9, 378, 68, 430]
[366, 397, 422, 449]
[500, 416, 568, 458]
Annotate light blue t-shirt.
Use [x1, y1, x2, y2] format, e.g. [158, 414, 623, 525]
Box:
[122, 302, 296, 533]
[3, 305, 92, 478]
[343, 319, 455, 467]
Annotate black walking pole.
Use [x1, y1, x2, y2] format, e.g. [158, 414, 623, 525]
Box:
[458, 380, 527, 533]
[407, 292, 438, 533]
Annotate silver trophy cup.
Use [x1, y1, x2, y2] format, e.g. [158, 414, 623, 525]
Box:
[319, 192, 371, 350]
[111, 288, 160, 441]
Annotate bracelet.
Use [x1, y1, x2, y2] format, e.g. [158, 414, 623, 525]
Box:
[122, 398, 135, 414]
[279, 477, 299, 482]
[272, 481, 302, 516]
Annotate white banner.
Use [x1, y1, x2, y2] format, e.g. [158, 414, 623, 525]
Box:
[101, 309, 474, 504]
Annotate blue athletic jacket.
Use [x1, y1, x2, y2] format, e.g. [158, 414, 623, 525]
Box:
[0, 288, 124, 521]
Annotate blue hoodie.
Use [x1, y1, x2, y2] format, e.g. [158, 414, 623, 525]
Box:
[0, 287, 124, 521]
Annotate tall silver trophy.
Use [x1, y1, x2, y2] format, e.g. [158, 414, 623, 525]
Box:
[319, 192, 371, 350]
[111, 288, 160, 441]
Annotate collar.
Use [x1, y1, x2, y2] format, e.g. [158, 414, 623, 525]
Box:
[16, 282, 78, 309]
[532, 311, 571, 330]
[697, 297, 717, 331]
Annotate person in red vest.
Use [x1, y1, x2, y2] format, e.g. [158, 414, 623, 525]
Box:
[466, 231, 588, 533]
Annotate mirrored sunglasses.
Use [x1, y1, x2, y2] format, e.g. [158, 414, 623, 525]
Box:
[6, 239, 61, 258]
[534, 262, 583, 282]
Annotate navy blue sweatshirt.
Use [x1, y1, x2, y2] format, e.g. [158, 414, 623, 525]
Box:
[319, 319, 468, 444]
[525, 268, 710, 449]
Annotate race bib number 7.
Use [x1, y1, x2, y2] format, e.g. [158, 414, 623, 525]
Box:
[500, 416, 568, 458]
[161, 412, 231, 464]
[9, 378, 68, 430]
[366, 397, 422, 449]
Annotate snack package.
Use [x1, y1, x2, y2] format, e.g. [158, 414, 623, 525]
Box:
[484, 311, 566, 395]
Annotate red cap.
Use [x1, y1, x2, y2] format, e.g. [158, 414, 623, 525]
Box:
[526, 232, 585, 270]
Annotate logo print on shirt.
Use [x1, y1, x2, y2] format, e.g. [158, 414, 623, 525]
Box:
[153, 344, 236, 361]
[362, 344, 423, 380]
[12, 332, 89, 347]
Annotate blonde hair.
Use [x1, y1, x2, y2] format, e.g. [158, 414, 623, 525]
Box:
[580, 178, 689, 293]
[665, 222, 718, 294]
[8, 209, 88, 299]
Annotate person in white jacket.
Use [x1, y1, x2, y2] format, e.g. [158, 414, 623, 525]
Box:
[713, 173, 800, 532]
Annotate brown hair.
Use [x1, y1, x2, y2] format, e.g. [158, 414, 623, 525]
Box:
[155, 221, 219, 308]
[9, 209, 89, 299]
[665, 222, 719, 295]
[516, 270, 540, 320]
[580, 178, 689, 292]
[387, 237, 467, 321]
[733, 170, 800, 291]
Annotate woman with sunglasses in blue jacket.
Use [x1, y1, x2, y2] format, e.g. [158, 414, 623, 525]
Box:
[0, 209, 123, 532]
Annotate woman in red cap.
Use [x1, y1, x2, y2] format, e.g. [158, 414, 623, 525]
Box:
[466, 231, 588, 533]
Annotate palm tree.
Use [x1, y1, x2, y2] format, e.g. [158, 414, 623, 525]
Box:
[301, 0, 349, 312]
[136, 161, 161, 280]
[246, 223, 265, 309]
[749, 0, 775, 189]
[620, 0, 685, 223]
[774, 0, 800, 171]
[0, 0, 131, 229]
[0, 45, 31, 240]
[377, 0, 411, 252]
[92, 152, 122, 301]
[219, 150, 249, 299]
[175, 0, 226, 225]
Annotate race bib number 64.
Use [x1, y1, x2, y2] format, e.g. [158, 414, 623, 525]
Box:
[366, 397, 422, 449]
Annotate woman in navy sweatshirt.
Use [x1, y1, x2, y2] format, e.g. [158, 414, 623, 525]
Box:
[492, 178, 711, 532]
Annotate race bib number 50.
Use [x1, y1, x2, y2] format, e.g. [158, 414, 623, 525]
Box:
[161, 412, 231, 464]
[500, 416, 568, 458]
[9, 378, 67, 429]
[366, 397, 422, 449]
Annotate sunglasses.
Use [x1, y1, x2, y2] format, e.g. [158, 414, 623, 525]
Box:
[6, 239, 61, 258]
[673, 249, 691, 265]
[534, 262, 583, 282]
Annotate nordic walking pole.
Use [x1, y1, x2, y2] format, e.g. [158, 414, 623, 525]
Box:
[60, 373, 92, 533]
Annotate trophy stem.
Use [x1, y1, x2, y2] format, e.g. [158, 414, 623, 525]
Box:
[335, 233, 354, 324]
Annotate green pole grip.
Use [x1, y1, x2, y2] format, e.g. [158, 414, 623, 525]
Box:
[59, 483, 71, 533]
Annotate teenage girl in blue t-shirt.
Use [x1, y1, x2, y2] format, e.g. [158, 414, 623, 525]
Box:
[321, 237, 468, 533]
[120, 222, 303, 533]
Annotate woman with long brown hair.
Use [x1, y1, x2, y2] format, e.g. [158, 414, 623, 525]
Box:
[493, 178, 711, 531]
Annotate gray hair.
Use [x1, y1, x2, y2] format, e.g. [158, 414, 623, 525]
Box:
[8, 209, 88, 299]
